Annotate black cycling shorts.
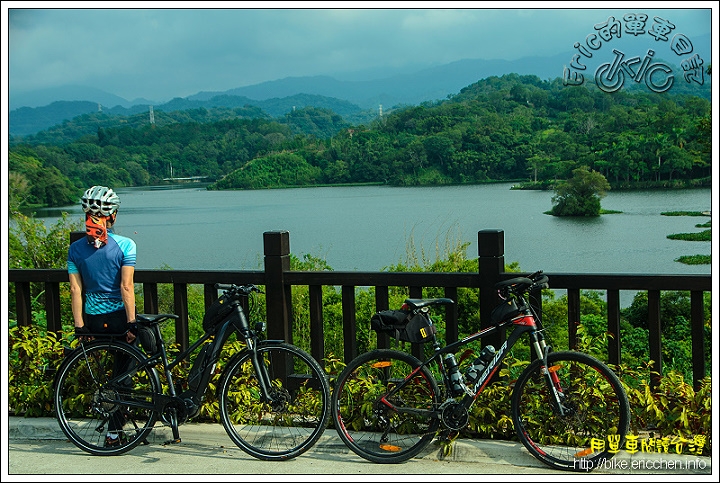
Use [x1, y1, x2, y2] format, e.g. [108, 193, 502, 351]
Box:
[85, 308, 128, 335]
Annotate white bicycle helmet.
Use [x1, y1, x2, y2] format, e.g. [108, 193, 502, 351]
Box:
[81, 185, 120, 216]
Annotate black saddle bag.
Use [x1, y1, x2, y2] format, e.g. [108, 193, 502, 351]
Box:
[370, 309, 436, 344]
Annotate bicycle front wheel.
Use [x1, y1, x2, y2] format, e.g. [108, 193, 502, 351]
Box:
[54, 340, 161, 456]
[511, 350, 630, 472]
[218, 341, 330, 461]
[331, 349, 441, 464]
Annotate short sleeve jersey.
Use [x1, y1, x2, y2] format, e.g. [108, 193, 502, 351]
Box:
[67, 231, 137, 315]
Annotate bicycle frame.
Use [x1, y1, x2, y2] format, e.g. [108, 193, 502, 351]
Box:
[381, 300, 560, 421]
[73, 301, 283, 428]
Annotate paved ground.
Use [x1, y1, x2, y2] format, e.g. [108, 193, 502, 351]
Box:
[4, 417, 714, 480]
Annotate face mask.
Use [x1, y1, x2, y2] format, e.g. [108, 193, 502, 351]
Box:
[85, 213, 108, 248]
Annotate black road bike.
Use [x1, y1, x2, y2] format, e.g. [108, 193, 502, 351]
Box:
[331, 271, 630, 472]
[54, 283, 331, 460]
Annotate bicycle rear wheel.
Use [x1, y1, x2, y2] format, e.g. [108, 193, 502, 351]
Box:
[54, 340, 161, 456]
[511, 350, 630, 472]
[331, 349, 441, 464]
[218, 341, 330, 461]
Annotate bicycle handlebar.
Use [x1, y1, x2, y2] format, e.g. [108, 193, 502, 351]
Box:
[214, 283, 264, 296]
[495, 271, 549, 298]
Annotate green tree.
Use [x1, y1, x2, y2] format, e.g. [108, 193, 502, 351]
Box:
[8, 212, 83, 329]
[8, 172, 31, 212]
[550, 166, 610, 216]
[8, 212, 81, 269]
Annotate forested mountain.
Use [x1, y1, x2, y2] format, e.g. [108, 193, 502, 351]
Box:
[9, 93, 368, 139]
[8, 74, 712, 210]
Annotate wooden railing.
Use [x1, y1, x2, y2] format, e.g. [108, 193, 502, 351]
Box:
[8, 229, 710, 389]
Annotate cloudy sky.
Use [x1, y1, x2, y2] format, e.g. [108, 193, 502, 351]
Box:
[4, 2, 716, 104]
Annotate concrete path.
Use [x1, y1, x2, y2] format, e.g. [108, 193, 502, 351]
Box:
[4, 417, 713, 480]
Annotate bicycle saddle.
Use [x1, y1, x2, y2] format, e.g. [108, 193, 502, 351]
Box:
[403, 298, 455, 310]
[136, 313, 179, 325]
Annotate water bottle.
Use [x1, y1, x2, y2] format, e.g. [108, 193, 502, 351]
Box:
[444, 353, 465, 396]
[465, 345, 496, 385]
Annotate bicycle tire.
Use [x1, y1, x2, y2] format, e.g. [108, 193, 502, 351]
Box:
[331, 349, 441, 464]
[54, 340, 161, 456]
[218, 341, 331, 461]
[511, 350, 630, 472]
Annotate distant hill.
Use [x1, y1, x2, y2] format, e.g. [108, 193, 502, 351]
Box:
[9, 84, 153, 110]
[188, 53, 573, 109]
[8, 93, 365, 138]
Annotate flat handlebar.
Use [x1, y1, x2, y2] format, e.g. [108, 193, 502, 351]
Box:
[214, 283, 264, 296]
[495, 271, 549, 298]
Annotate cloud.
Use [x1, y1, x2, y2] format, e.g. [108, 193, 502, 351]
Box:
[5, 3, 715, 103]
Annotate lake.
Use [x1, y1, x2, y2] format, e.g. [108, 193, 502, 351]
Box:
[34, 183, 712, 280]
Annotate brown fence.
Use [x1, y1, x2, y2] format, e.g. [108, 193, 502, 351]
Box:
[8, 229, 710, 389]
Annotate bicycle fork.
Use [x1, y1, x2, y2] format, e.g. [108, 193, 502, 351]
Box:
[529, 333, 568, 416]
[245, 338, 277, 404]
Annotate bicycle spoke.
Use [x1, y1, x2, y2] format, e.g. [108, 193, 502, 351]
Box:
[512, 351, 630, 471]
[332, 349, 440, 463]
[55, 341, 160, 455]
[219, 342, 330, 461]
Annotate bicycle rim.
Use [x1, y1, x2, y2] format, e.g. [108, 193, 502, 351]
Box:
[54, 341, 160, 456]
[331, 349, 440, 464]
[511, 351, 630, 472]
[219, 342, 330, 461]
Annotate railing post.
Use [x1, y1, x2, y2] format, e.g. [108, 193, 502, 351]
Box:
[143, 283, 159, 314]
[44, 282, 62, 333]
[478, 229, 505, 350]
[14, 282, 32, 327]
[174, 283, 189, 352]
[308, 285, 325, 367]
[690, 290, 706, 391]
[69, 231, 85, 329]
[607, 289, 621, 365]
[264, 231, 292, 343]
[342, 286, 357, 363]
[568, 289, 581, 350]
[648, 290, 662, 388]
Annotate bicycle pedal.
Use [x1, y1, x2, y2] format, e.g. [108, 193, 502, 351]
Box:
[163, 438, 182, 445]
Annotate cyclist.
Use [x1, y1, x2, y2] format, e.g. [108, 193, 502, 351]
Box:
[67, 185, 138, 447]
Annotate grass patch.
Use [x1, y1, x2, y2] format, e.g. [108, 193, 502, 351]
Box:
[676, 255, 711, 265]
[600, 209, 622, 214]
[667, 230, 711, 241]
[661, 211, 709, 216]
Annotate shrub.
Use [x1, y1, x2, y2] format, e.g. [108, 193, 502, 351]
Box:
[8, 325, 67, 417]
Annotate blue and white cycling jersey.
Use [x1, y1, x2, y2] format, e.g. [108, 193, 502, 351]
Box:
[67, 231, 136, 315]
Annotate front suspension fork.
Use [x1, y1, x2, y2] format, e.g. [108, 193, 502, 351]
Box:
[530, 333, 567, 416]
[246, 337, 276, 403]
